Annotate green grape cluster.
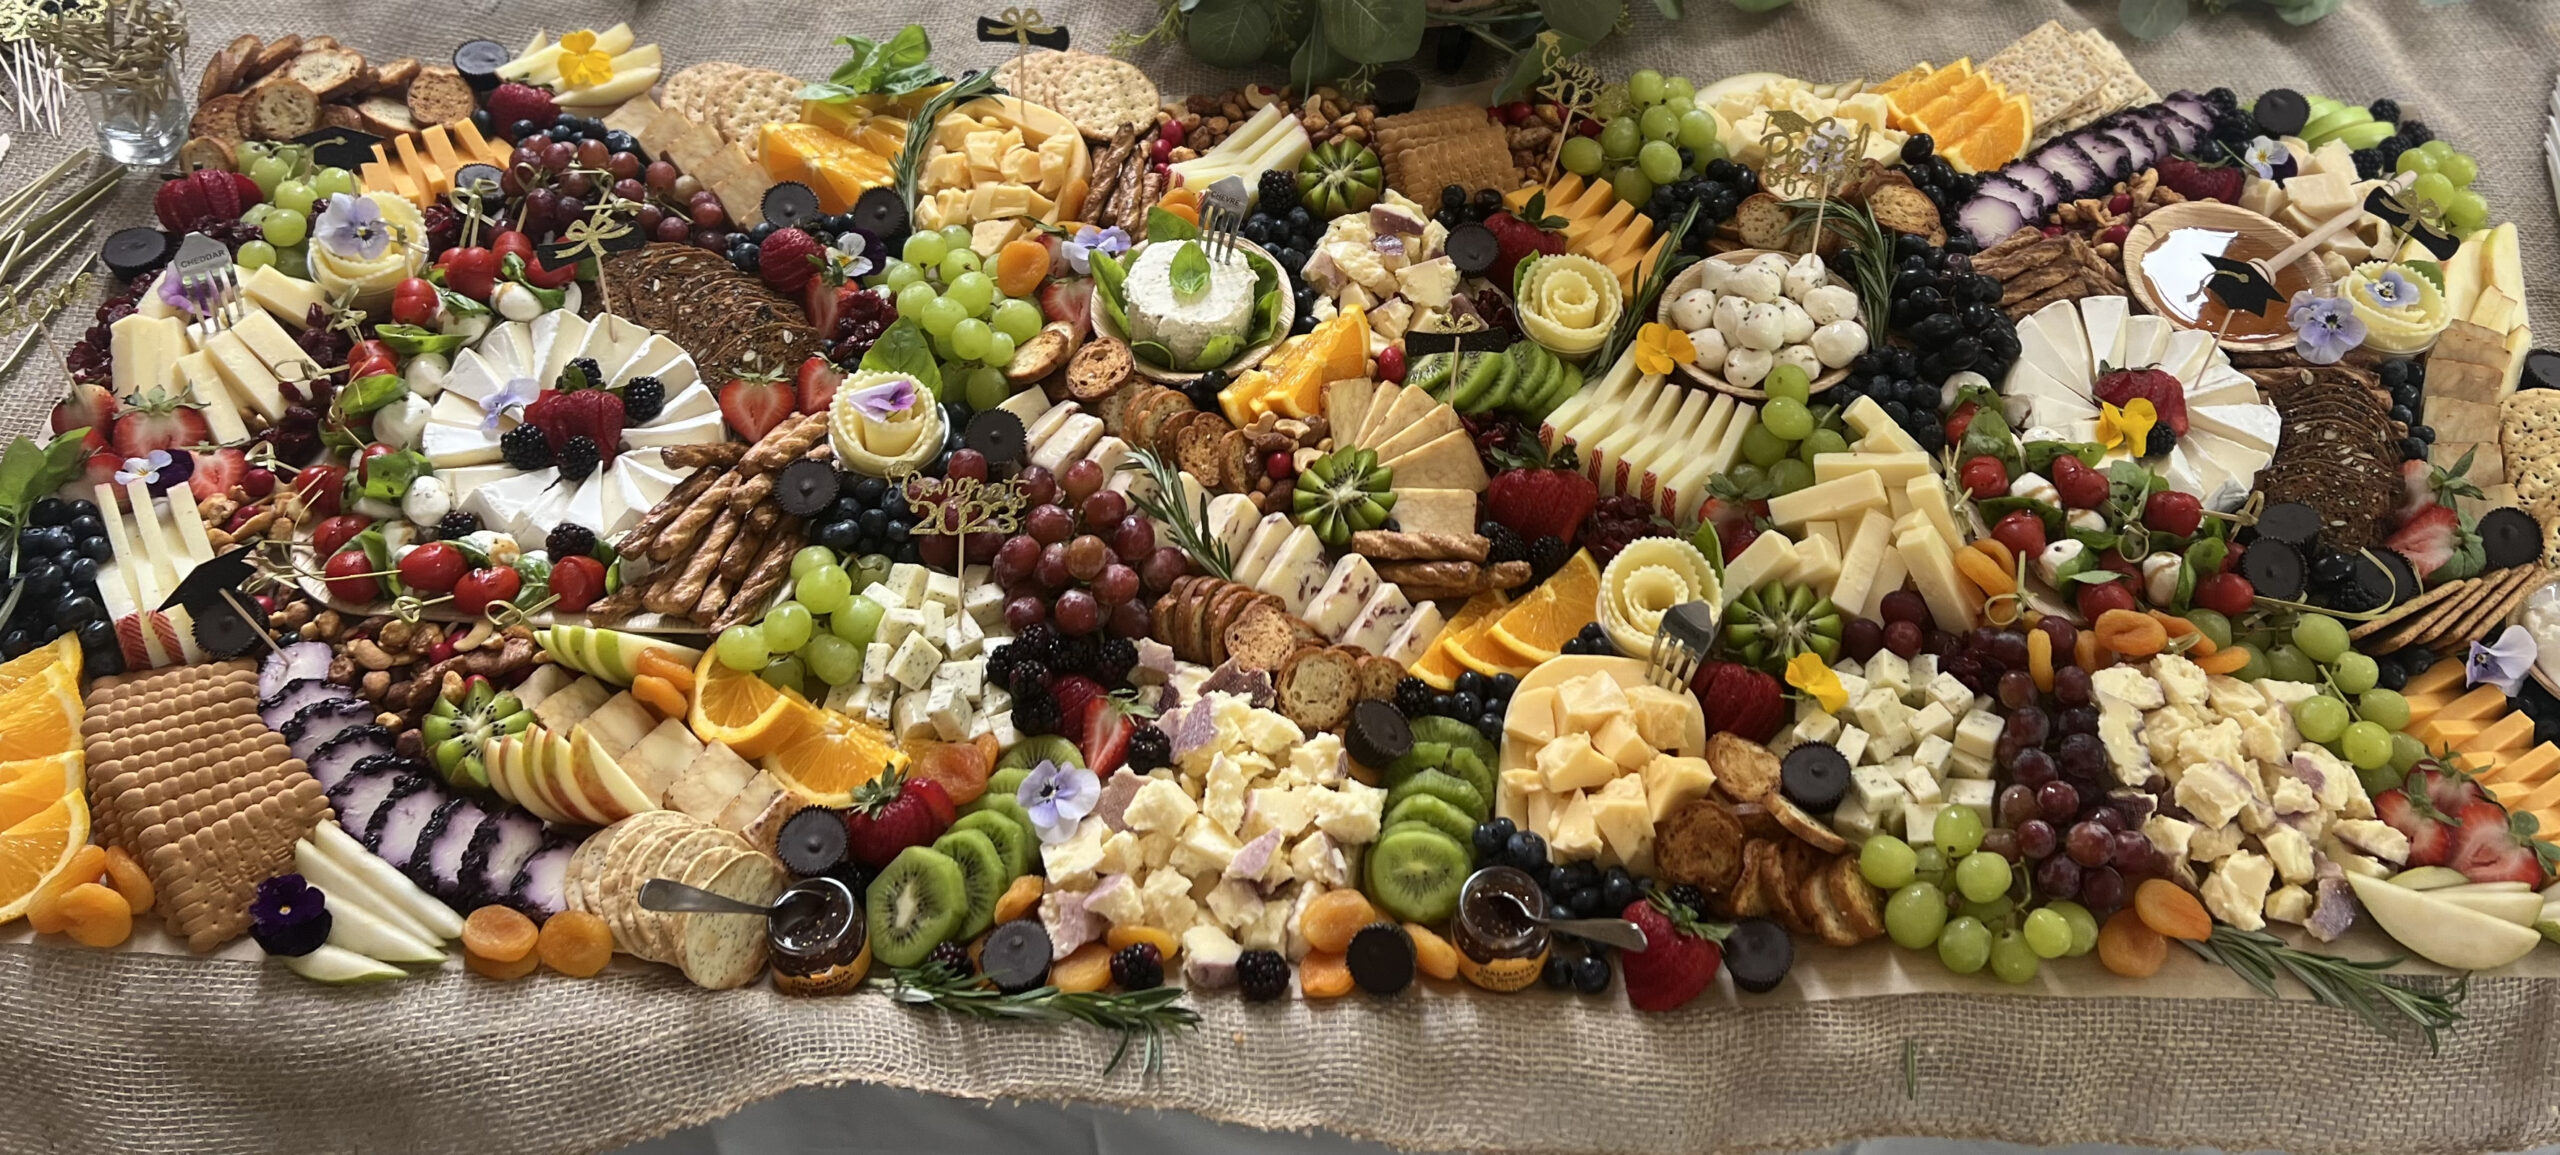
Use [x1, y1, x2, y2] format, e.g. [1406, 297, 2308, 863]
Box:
[233, 140, 358, 280]
[1860, 817, 2096, 984]
[2396, 141, 2490, 233]
[1558, 69, 1728, 209]
[2270, 613, 2423, 793]
[713, 546, 898, 694]
[874, 226, 1047, 411]
[1730, 364, 1848, 496]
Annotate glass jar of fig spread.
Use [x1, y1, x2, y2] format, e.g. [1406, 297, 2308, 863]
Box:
[767, 878, 870, 996]
[1450, 866, 1550, 992]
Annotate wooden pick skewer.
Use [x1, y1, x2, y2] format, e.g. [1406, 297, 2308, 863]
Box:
[2243, 170, 2418, 288]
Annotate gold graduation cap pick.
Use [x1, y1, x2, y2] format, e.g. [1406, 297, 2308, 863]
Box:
[980, 6, 1062, 114]
[1529, 35, 1599, 183]
[1758, 112, 1867, 254]
[901, 473, 1028, 580]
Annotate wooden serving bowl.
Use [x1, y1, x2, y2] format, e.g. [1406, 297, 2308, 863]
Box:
[2121, 201, 2335, 355]
[1653, 248, 1853, 400]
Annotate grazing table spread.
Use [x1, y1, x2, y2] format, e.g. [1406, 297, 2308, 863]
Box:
[9, 2, 2560, 1154]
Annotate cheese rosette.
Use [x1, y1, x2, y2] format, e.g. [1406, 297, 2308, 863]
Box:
[1516, 254, 1622, 360]
[308, 192, 429, 313]
[2339, 260, 2449, 356]
[829, 369, 947, 477]
[1598, 537, 1721, 656]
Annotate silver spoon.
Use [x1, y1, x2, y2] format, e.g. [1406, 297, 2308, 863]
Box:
[640, 876, 846, 918]
[1495, 891, 1650, 952]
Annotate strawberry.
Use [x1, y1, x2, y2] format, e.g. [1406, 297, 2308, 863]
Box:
[1485, 441, 1597, 545]
[842, 767, 952, 868]
[2155, 156, 2243, 204]
[1048, 675, 1105, 745]
[2448, 800, 2547, 885]
[188, 447, 246, 504]
[1079, 695, 1135, 775]
[1691, 661, 1783, 743]
[2384, 504, 2460, 578]
[563, 388, 624, 462]
[78, 431, 119, 496]
[1695, 496, 1761, 564]
[2412, 765, 2487, 816]
[715, 368, 794, 442]
[2376, 787, 2453, 868]
[802, 275, 847, 335]
[794, 354, 843, 415]
[484, 83, 558, 133]
[1483, 193, 1568, 290]
[151, 170, 262, 233]
[1039, 278, 1095, 342]
[1618, 892, 1729, 1012]
[2093, 366, 2188, 435]
[108, 388, 212, 458]
[757, 227, 824, 293]
[2397, 458, 2438, 520]
[51, 381, 117, 437]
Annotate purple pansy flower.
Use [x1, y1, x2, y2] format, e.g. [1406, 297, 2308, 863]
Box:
[2467, 624, 2536, 696]
[842, 375, 918, 420]
[2363, 268, 2418, 310]
[2240, 137, 2298, 182]
[2288, 291, 2365, 365]
[314, 193, 391, 261]
[1018, 758, 1101, 845]
[248, 873, 333, 957]
[1062, 225, 1130, 275]
[482, 375, 538, 432]
[113, 449, 192, 495]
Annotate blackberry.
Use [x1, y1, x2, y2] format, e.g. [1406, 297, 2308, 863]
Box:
[1011, 624, 1062, 669]
[1006, 659, 1051, 698]
[1662, 883, 1710, 918]
[556, 435, 601, 482]
[2377, 135, 2409, 161]
[620, 375, 665, 424]
[2144, 424, 2177, 457]
[500, 424, 553, 469]
[1012, 692, 1062, 737]
[985, 645, 1017, 688]
[564, 356, 603, 388]
[2205, 87, 2239, 110]
[1526, 535, 1571, 579]
[1110, 942, 1164, 990]
[1054, 633, 1099, 677]
[1094, 637, 1138, 686]
[2366, 98, 2400, 124]
[1125, 725, 1172, 773]
[925, 940, 974, 975]
[2350, 148, 2384, 180]
[546, 523, 597, 559]
[1255, 168, 1300, 214]
[1480, 520, 1528, 565]
[2398, 120, 2433, 147]
[1236, 949, 1290, 1001]
[1394, 676, 1435, 718]
[435, 510, 481, 540]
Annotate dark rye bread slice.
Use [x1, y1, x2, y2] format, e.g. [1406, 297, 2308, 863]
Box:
[1276, 646, 1358, 732]
[241, 79, 320, 140]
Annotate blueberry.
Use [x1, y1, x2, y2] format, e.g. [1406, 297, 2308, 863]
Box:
[1451, 691, 1482, 719]
[885, 517, 912, 539]
[24, 563, 61, 599]
[1569, 952, 1612, 994]
[1472, 822, 1508, 862]
[1431, 692, 1457, 716]
[1561, 860, 1599, 891]
[30, 496, 66, 526]
[1504, 831, 1547, 872]
[1490, 672, 1519, 697]
[76, 617, 114, 649]
[1567, 886, 1603, 917]
[881, 489, 910, 519]
[816, 519, 862, 553]
[54, 594, 98, 623]
[1455, 671, 1484, 696]
[1600, 867, 1637, 911]
[66, 556, 97, 585]
[1542, 951, 1576, 989]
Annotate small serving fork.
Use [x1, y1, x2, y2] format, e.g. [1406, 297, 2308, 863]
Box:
[1646, 600, 1718, 691]
[172, 233, 248, 341]
[1200, 175, 1250, 263]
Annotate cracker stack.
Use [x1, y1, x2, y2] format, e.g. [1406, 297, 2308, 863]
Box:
[567, 810, 786, 989]
[1981, 22, 2155, 144]
[1651, 736, 1884, 948]
[633, 69, 791, 228]
[598, 243, 824, 377]
[993, 50, 1161, 140]
[1371, 106, 1514, 202]
[2349, 564, 2553, 653]
[81, 661, 333, 952]
[2428, 319, 2522, 504]
[2243, 357, 2404, 550]
[2502, 389, 2560, 560]
[1151, 575, 1403, 732]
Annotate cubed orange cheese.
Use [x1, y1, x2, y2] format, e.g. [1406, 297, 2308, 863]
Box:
[2458, 712, 2534, 756]
[2405, 659, 2471, 697]
[2436, 685, 2508, 723]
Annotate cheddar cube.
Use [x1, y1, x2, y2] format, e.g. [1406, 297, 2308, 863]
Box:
[1558, 673, 1631, 734]
[1640, 753, 1716, 823]
[1504, 686, 1561, 746]
[1594, 715, 1653, 771]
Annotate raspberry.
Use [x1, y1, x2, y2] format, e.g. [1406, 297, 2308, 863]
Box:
[1236, 949, 1290, 1001]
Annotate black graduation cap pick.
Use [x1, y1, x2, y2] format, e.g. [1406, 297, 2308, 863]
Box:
[2202, 254, 2283, 317]
[1403, 328, 1510, 357]
[2364, 184, 2461, 261]
[158, 545, 275, 658]
[293, 127, 385, 173]
[978, 7, 1070, 50]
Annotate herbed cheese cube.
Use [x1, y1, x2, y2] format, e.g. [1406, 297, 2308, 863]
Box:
[1083, 874, 1147, 926]
[1828, 664, 1871, 703]
[1907, 653, 1938, 688]
[978, 709, 1017, 747]
[1834, 725, 1871, 767]
[924, 570, 963, 609]
[1908, 702, 1955, 743]
[1850, 765, 1904, 819]
[1124, 777, 1200, 833]
[1865, 650, 1911, 696]
[887, 631, 943, 691]
[1942, 778, 1995, 823]
[879, 606, 924, 652]
[891, 691, 935, 740]
[1851, 689, 1905, 744]
[884, 562, 931, 606]
[1902, 801, 1944, 844]
[947, 611, 985, 659]
[1793, 709, 1843, 747]
[962, 581, 1005, 625]
[1896, 761, 1943, 806]
[862, 641, 894, 686]
[2200, 850, 2274, 931]
[859, 581, 906, 611]
[932, 657, 986, 691]
[925, 682, 974, 741]
[1832, 791, 1877, 842]
[1945, 749, 1993, 780]
[1925, 673, 1972, 716]
[1953, 709, 2004, 758]
[919, 599, 949, 641]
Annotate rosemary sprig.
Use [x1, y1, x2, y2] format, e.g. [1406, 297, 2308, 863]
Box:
[875, 963, 1202, 1074]
[1591, 198, 1701, 370]
[1117, 446, 1232, 579]
[894, 68, 1001, 215]
[2184, 925, 2468, 1052]
[1778, 196, 1892, 351]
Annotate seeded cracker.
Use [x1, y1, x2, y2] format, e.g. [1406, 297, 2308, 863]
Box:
[1981, 21, 2101, 129]
[995, 50, 1159, 139]
[712, 69, 803, 160]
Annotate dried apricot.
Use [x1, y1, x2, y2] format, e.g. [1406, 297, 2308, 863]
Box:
[2150, 611, 2213, 656]
[1158, 186, 1200, 211]
[1298, 889, 1378, 954]
[1299, 950, 1354, 998]
[2074, 631, 2105, 673]
[2096, 908, 2167, 978]
[910, 740, 988, 806]
[1954, 546, 2013, 598]
[972, 732, 1001, 770]
[995, 239, 1049, 297]
[466, 947, 540, 980]
[1156, 201, 1199, 227]
[2026, 628, 2054, 693]
[635, 648, 694, 693]
[56, 882, 131, 948]
[536, 910, 613, 977]
[1052, 942, 1113, 993]
[632, 674, 687, 719]
[2094, 608, 2166, 658]
[462, 904, 538, 963]
[994, 875, 1044, 924]
[2194, 645, 2253, 676]
[2132, 878, 2213, 942]
[1405, 923, 1459, 980]
[1106, 925, 1179, 959]
[1969, 537, 2013, 573]
[25, 843, 106, 934]
[101, 846, 153, 914]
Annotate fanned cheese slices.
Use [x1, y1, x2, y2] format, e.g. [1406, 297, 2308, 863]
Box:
[2006, 295, 2283, 511]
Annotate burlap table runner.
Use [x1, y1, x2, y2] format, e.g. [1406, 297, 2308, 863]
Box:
[9, 1, 2560, 1151]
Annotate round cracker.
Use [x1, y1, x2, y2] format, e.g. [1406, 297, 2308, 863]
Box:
[664, 61, 743, 125]
[647, 827, 746, 963]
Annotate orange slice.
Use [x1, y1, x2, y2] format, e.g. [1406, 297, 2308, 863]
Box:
[1886, 59, 1971, 129]
[762, 712, 901, 799]
[0, 791, 90, 924]
[1451, 625, 1536, 678]
[688, 651, 816, 761]
[1870, 63, 1935, 97]
[0, 752, 82, 831]
[1935, 89, 2005, 148]
[1949, 96, 2033, 173]
[0, 634, 77, 697]
[0, 666, 80, 762]
[1913, 75, 1989, 131]
[1483, 550, 1602, 664]
[1411, 592, 1512, 690]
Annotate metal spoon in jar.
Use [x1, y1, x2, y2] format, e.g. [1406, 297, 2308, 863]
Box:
[1493, 891, 1650, 952]
[640, 877, 840, 919]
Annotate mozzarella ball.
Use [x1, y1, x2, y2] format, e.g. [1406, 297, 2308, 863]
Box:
[1802, 284, 1860, 326]
[1713, 293, 1750, 341]
[1746, 253, 1791, 282]
[1737, 302, 1787, 351]
[1695, 260, 1733, 295]
[1669, 288, 1718, 332]
[1784, 252, 1829, 300]
[1688, 326, 1729, 372]
[1776, 298, 1815, 345]
[1728, 265, 1782, 304]
[1723, 345, 1774, 389]
[1810, 320, 1866, 368]
[1775, 343, 1823, 382]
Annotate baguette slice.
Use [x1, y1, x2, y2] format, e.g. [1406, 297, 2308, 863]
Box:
[240, 79, 320, 140]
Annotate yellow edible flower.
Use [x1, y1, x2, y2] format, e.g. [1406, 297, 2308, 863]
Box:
[2097, 397, 2157, 455]
[1785, 651, 1847, 714]
[556, 30, 614, 89]
[1633, 321, 1695, 376]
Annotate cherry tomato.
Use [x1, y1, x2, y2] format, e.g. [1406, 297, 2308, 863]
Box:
[396, 541, 468, 594]
[1958, 455, 2009, 499]
[2143, 490, 2203, 537]
[453, 566, 523, 616]
[2048, 456, 2109, 509]
[390, 277, 441, 327]
[548, 554, 608, 612]
[347, 339, 398, 380]
[491, 230, 577, 289]
[437, 245, 499, 301]
[1942, 401, 1979, 444]
[322, 547, 380, 603]
[309, 513, 371, 557]
[2075, 577, 2138, 621]
[1990, 509, 2047, 559]
[293, 464, 345, 518]
[2193, 572, 2255, 617]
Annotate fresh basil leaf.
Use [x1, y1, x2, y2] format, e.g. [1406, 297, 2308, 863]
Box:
[1318, 0, 1423, 65]
[1131, 339, 1175, 369]
[32, 429, 89, 503]
[2173, 556, 2198, 610]
[376, 323, 466, 357]
[335, 373, 410, 418]
[354, 524, 390, 573]
[1653, 0, 1682, 16]
[358, 450, 431, 502]
[1145, 206, 1200, 243]
[2273, 0, 2340, 23]
[512, 553, 553, 609]
[827, 34, 885, 85]
[2185, 538, 2227, 582]
[1170, 241, 1211, 299]
[2065, 568, 2125, 586]
[2119, 0, 2189, 40]
[1089, 249, 1129, 314]
[1194, 333, 1244, 369]
[1958, 408, 2021, 475]
[0, 436, 42, 521]
[1250, 252, 1282, 342]
[798, 81, 859, 105]
[436, 286, 488, 318]
[1537, 0, 1618, 46]
[2021, 440, 2105, 474]
[1099, 285, 1131, 341]
[1186, 0, 1277, 68]
[859, 316, 944, 399]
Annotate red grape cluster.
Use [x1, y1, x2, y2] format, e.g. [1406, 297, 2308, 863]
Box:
[987, 458, 1189, 639]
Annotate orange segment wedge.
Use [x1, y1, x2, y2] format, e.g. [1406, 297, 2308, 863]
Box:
[0, 665, 81, 762]
[1948, 96, 2033, 173]
[0, 752, 82, 831]
[761, 712, 901, 799]
[0, 791, 90, 924]
[1870, 63, 1935, 97]
[1410, 592, 1511, 690]
[1886, 59, 1972, 129]
[0, 634, 77, 697]
[1483, 550, 1603, 664]
[688, 651, 817, 761]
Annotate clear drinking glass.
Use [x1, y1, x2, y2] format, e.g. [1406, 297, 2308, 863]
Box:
[90, 55, 185, 166]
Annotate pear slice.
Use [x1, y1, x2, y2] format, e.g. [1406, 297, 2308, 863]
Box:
[2385, 865, 2470, 890]
[283, 944, 409, 984]
[2347, 872, 2541, 971]
[2428, 888, 2547, 927]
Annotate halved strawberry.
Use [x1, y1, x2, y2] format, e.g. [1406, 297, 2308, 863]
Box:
[2385, 504, 2460, 579]
[2448, 801, 2547, 885]
[1079, 696, 1134, 775]
[802, 277, 847, 337]
[1049, 675, 1104, 746]
[1039, 279, 1095, 342]
[716, 370, 795, 443]
[1692, 661, 1783, 743]
[189, 447, 246, 504]
[2094, 366, 2188, 435]
[2376, 788, 2452, 868]
[2413, 766, 2487, 817]
[51, 381, 117, 437]
[794, 354, 843, 415]
[108, 387, 212, 458]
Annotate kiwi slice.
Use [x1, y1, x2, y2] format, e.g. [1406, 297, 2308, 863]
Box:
[950, 809, 1031, 878]
[1439, 747, 1496, 812]
[1387, 768, 1486, 822]
[996, 737, 1081, 773]
[1364, 827, 1471, 924]
[1384, 794, 1476, 843]
[961, 790, 1040, 858]
[1377, 820, 1454, 847]
[1408, 715, 1497, 767]
[1408, 351, 1455, 397]
[1446, 349, 1506, 411]
[963, 770, 1030, 818]
[932, 828, 1006, 940]
[864, 845, 970, 968]
[1503, 343, 1551, 413]
[1385, 740, 1450, 783]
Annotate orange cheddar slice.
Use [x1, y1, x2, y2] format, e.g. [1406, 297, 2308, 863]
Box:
[359, 161, 401, 198]
[422, 124, 461, 178]
[2458, 712, 2534, 756]
[451, 118, 502, 164]
[2514, 773, 2560, 814]
[2436, 685, 2508, 723]
[2480, 742, 2560, 787]
[2403, 691, 2452, 727]
[393, 133, 441, 198]
[2405, 659, 2469, 697]
[2413, 718, 2483, 750]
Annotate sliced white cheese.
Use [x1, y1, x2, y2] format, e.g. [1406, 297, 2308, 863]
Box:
[200, 330, 285, 421]
[1229, 513, 1296, 589]
[649, 382, 716, 425]
[464, 467, 563, 542]
[1719, 531, 1799, 603]
[230, 309, 313, 379]
[1304, 554, 1380, 640]
[1260, 527, 1328, 614]
[1342, 583, 1414, 652]
[2190, 403, 2282, 455]
[562, 470, 627, 539]
[475, 321, 534, 379]
[621, 410, 724, 447]
[2116, 314, 2170, 371]
[2077, 296, 2129, 371]
[2023, 297, 2092, 391]
[611, 458, 675, 525]
[421, 421, 504, 467]
[2162, 327, 2217, 384]
[2004, 359, 2096, 425]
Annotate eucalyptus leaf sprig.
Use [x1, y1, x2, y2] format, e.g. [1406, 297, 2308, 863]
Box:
[1118, 446, 1233, 580]
[876, 963, 1202, 1075]
[2184, 925, 2467, 1052]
